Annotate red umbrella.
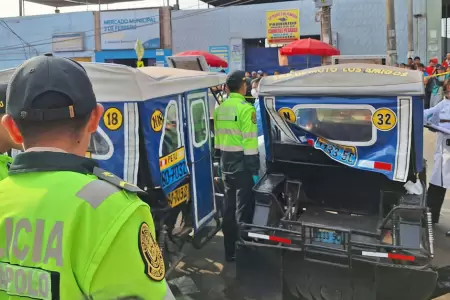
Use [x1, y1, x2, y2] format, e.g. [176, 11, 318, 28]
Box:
[280, 38, 340, 56]
[175, 51, 228, 68]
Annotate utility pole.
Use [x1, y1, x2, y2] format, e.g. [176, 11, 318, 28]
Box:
[386, 0, 398, 65]
[314, 0, 333, 65]
[19, 0, 23, 16]
[320, 5, 332, 45]
[407, 0, 414, 60]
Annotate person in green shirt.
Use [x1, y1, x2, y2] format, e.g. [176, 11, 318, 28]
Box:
[0, 83, 20, 180]
[0, 54, 175, 299]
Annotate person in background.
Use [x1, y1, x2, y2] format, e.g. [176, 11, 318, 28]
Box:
[427, 57, 438, 75]
[443, 53, 450, 69]
[424, 80, 450, 234]
[251, 78, 263, 137]
[414, 56, 421, 66]
[257, 70, 263, 78]
[250, 77, 267, 179]
[274, 70, 280, 75]
[418, 63, 429, 76]
[407, 57, 413, 66]
[0, 54, 175, 299]
[245, 71, 251, 78]
[251, 71, 257, 79]
[0, 83, 21, 180]
[394, 63, 399, 67]
[399, 63, 406, 68]
[429, 65, 446, 107]
[214, 70, 259, 262]
[263, 72, 269, 77]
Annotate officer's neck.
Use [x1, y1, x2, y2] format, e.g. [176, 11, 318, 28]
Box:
[23, 141, 88, 157]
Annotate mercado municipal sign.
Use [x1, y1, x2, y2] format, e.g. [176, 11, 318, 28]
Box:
[274, 67, 409, 80]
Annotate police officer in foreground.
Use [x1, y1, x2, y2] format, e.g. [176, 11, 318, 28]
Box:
[0, 83, 20, 180]
[0, 54, 175, 299]
[214, 70, 259, 262]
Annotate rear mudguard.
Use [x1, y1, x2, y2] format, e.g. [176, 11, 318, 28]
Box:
[236, 242, 439, 300]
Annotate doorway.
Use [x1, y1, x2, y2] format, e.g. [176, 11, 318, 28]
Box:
[244, 35, 321, 74]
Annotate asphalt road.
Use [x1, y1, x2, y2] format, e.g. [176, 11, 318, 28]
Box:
[167, 131, 450, 300]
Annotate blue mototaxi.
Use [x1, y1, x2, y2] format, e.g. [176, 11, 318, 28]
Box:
[235, 63, 443, 300]
[0, 63, 226, 273]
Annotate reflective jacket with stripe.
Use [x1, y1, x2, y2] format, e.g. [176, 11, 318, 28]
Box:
[214, 93, 259, 175]
[0, 154, 11, 181]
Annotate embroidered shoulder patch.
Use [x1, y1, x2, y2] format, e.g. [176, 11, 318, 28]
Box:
[139, 222, 165, 281]
[251, 111, 257, 124]
[93, 167, 145, 194]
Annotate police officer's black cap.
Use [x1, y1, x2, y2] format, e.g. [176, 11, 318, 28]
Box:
[0, 83, 6, 114]
[6, 53, 96, 121]
[226, 70, 247, 89]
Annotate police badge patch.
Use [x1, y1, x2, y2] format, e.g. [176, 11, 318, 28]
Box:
[252, 111, 257, 124]
[139, 222, 165, 281]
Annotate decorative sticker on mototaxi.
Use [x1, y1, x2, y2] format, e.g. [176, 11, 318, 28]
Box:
[313, 137, 357, 167]
[159, 147, 189, 188]
[372, 107, 397, 131]
[151, 109, 164, 132]
[167, 183, 190, 208]
[103, 107, 123, 131]
[278, 107, 296, 123]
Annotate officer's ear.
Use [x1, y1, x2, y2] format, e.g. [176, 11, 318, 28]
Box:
[1, 114, 23, 145]
[86, 104, 104, 134]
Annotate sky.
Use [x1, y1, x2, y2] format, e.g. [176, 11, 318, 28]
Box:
[1, 0, 208, 18]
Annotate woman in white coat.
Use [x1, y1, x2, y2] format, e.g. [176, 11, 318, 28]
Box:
[424, 80, 450, 228]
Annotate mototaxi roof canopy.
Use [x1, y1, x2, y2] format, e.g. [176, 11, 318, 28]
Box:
[0, 62, 226, 103]
[258, 63, 425, 97]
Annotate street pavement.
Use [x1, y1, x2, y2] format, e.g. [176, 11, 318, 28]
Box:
[167, 131, 450, 300]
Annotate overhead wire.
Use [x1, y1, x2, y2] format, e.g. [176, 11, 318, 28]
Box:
[0, 0, 257, 54]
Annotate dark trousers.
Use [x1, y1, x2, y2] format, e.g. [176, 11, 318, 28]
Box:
[222, 171, 254, 255]
[428, 183, 447, 223]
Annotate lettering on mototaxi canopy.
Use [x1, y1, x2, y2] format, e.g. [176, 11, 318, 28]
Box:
[0, 218, 63, 299]
[159, 147, 188, 188]
[167, 183, 190, 208]
[313, 137, 358, 166]
[274, 67, 409, 80]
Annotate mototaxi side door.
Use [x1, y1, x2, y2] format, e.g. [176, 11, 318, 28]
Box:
[139, 95, 191, 212]
[184, 90, 216, 230]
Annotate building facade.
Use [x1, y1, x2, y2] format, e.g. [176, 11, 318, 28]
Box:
[172, 0, 437, 72]
[0, 12, 96, 70]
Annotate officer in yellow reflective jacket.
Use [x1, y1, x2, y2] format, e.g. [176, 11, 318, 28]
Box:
[0, 83, 20, 180]
[0, 54, 174, 299]
[214, 70, 259, 261]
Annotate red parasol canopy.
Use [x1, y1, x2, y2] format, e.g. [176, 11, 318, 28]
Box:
[279, 38, 340, 56]
[175, 51, 228, 68]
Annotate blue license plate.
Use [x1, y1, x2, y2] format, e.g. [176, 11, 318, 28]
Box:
[313, 229, 343, 245]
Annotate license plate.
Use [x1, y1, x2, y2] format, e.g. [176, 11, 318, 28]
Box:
[313, 229, 343, 245]
[167, 184, 190, 208]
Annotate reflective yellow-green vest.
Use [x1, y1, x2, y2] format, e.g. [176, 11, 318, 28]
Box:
[0, 168, 168, 299]
[0, 154, 11, 181]
[214, 93, 259, 174]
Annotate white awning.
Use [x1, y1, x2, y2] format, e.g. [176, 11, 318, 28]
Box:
[0, 62, 226, 103]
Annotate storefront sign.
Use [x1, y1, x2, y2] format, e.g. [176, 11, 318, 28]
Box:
[100, 9, 160, 50]
[52, 33, 84, 52]
[266, 9, 300, 44]
[209, 45, 229, 73]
